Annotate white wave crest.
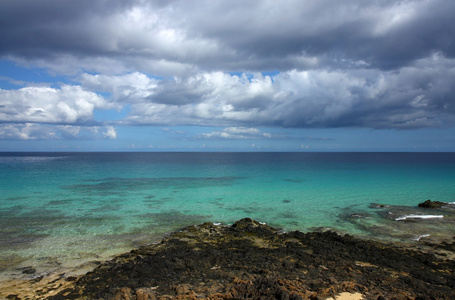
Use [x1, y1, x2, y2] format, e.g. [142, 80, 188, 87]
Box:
[412, 234, 431, 241]
[395, 214, 444, 221]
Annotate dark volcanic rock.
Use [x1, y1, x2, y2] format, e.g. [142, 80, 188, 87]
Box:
[48, 218, 455, 300]
[18, 266, 36, 275]
[418, 199, 447, 208]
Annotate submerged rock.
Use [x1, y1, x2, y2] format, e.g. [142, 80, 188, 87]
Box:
[418, 199, 447, 208]
[45, 218, 455, 300]
[18, 266, 36, 275]
[369, 203, 389, 209]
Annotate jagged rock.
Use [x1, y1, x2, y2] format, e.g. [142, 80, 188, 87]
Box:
[231, 217, 276, 234]
[135, 288, 157, 300]
[418, 199, 447, 208]
[46, 219, 455, 300]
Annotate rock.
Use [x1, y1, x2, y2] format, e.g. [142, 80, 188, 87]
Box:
[135, 288, 157, 300]
[418, 199, 447, 208]
[47, 219, 455, 300]
[231, 217, 276, 235]
[65, 276, 77, 282]
[350, 213, 369, 219]
[112, 287, 133, 300]
[19, 266, 36, 274]
[370, 203, 389, 209]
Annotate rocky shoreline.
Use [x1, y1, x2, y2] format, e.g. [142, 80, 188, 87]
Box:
[4, 217, 453, 300]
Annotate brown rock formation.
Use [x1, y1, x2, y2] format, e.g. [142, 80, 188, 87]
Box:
[418, 199, 448, 208]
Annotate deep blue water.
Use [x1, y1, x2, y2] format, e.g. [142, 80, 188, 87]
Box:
[1, 152, 455, 280]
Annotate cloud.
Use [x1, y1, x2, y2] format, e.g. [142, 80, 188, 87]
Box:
[103, 126, 117, 139]
[88, 53, 454, 129]
[0, 83, 120, 141]
[201, 127, 272, 140]
[0, 123, 56, 140]
[0, 0, 454, 141]
[1, 0, 454, 75]
[79, 72, 159, 103]
[0, 85, 115, 124]
[4, 54, 453, 132]
[0, 123, 118, 140]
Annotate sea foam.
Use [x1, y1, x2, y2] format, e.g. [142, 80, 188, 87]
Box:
[395, 214, 444, 221]
[412, 234, 431, 241]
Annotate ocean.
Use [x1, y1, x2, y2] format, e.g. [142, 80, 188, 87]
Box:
[1, 152, 455, 282]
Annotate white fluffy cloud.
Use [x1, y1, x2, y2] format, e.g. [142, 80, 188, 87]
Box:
[0, 85, 121, 141]
[103, 126, 117, 139]
[0, 85, 113, 124]
[84, 53, 454, 129]
[0, 123, 117, 140]
[201, 127, 272, 140]
[79, 72, 159, 102]
[0, 123, 56, 140]
[4, 53, 452, 136]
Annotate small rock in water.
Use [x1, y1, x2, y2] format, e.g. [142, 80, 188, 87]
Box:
[350, 213, 369, 218]
[418, 199, 447, 208]
[18, 266, 36, 274]
[369, 203, 389, 209]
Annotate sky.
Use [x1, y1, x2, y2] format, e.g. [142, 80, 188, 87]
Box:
[1, 0, 455, 152]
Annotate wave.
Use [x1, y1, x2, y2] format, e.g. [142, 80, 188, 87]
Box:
[412, 234, 431, 241]
[395, 214, 444, 221]
[0, 156, 66, 163]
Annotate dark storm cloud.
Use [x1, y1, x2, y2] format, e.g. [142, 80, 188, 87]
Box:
[185, 0, 455, 70]
[0, 0, 142, 59]
[360, 1, 455, 69]
[1, 0, 454, 71]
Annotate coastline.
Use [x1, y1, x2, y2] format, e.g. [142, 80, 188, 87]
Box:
[2, 218, 455, 300]
[2, 152, 455, 299]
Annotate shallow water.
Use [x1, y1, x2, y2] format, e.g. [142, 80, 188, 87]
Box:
[1, 152, 455, 281]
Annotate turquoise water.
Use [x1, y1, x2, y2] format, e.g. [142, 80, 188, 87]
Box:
[1, 152, 455, 280]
